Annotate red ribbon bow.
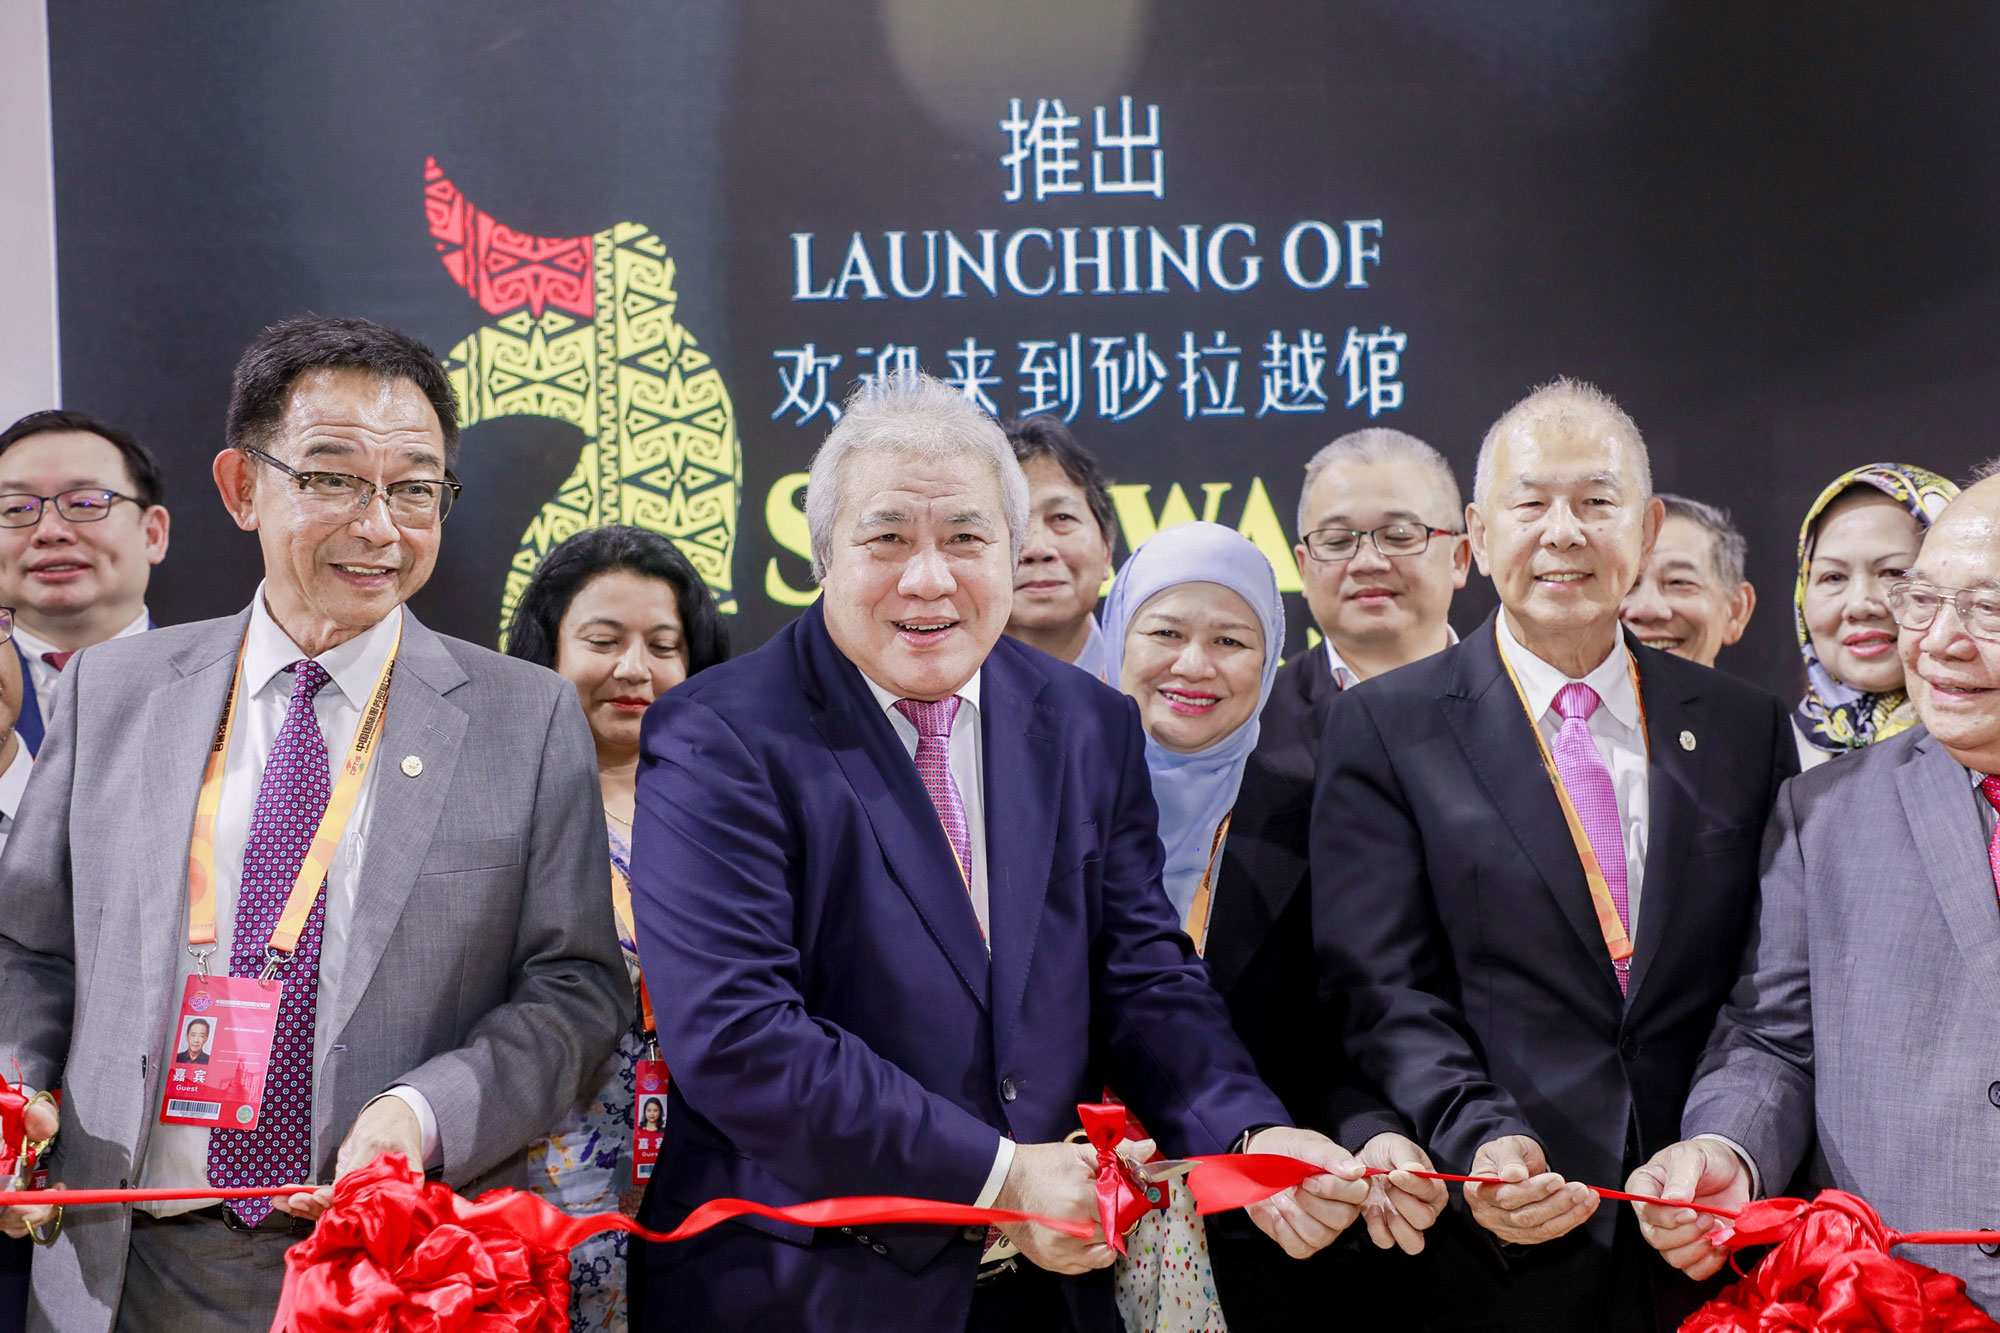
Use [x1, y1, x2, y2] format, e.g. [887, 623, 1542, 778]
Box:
[1684, 1190, 2000, 1332]
[0, 1068, 35, 1180]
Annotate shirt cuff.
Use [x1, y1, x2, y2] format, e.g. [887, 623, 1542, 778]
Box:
[1692, 1132, 1762, 1197]
[973, 1137, 1016, 1209]
[372, 1086, 443, 1170]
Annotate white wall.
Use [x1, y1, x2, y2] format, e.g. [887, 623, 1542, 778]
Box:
[0, 0, 59, 422]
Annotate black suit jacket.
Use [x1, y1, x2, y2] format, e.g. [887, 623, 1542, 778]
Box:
[1311, 615, 1797, 1330]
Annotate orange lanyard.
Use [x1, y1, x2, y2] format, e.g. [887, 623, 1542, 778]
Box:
[1182, 813, 1232, 957]
[186, 625, 399, 979]
[1496, 639, 1648, 967]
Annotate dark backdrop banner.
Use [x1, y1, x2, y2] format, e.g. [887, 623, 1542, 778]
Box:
[48, 1, 2000, 696]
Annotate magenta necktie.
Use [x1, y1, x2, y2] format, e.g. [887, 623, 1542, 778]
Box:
[1552, 682, 1631, 994]
[205, 659, 333, 1225]
[892, 696, 974, 891]
[1979, 776, 2000, 908]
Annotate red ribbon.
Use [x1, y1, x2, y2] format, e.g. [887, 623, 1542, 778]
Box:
[1077, 1102, 1162, 1253]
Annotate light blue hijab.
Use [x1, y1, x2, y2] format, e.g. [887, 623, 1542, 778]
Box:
[1100, 522, 1286, 923]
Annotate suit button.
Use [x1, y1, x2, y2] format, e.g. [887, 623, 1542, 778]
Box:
[962, 1225, 987, 1243]
[872, 1243, 889, 1255]
[1000, 1078, 1019, 1103]
[1982, 1234, 2000, 1259]
[119, 1179, 129, 1190]
[1987, 1081, 2000, 1108]
[1620, 1038, 1642, 1060]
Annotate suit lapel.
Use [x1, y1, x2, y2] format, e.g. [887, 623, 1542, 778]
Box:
[1445, 620, 1621, 988]
[982, 646, 1059, 1048]
[136, 614, 251, 1035]
[322, 614, 468, 1044]
[1898, 733, 2000, 1017]
[799, 608, 991, 1011]
[1625, 641, 1701, 1005]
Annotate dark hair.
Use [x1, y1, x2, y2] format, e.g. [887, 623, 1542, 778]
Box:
[226, 315, 460, 464]
[1658, 492, 1749, 588]
[185, 1018, 209, 1035]
[0, 409, 166, 507]
[999, 416, 1118, 552]
[505, 525, 730, 675]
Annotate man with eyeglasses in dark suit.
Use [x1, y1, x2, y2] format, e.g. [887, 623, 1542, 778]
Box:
[0, 410, 172, 757]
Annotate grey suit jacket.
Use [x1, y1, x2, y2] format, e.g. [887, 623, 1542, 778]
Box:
[0, 606, 627, 1332]
[1683, 724, 2000, 1310]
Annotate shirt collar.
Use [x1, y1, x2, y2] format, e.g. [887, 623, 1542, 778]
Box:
[1323, 624, 1460, 691]
[244, 582, 403, 705]
[0, 738, 31, 821]
[862, 668, 983, 721]
[1494, 611, 1640, 733]
[10, 606, 150, 662]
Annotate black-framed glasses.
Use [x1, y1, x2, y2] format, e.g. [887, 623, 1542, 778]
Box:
[1886, 580, 2000, 643]
[0, 606, 12, 645]
[244, 447, 461, 527]
[1301, 522, 1461, 562]
[0, 488, 142, 529]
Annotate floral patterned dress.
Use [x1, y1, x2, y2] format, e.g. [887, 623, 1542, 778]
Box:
[528, 820, 650, 1333]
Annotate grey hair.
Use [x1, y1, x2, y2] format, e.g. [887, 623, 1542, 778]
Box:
[1657, 492, 1748, 588]
[1473, 377, 1652, 507]
[1296, 427, 1462, 539]
[805, 371, 1029, 583]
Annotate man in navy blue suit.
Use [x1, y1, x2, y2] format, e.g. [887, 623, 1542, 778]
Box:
[628, 373, 1390, 1332]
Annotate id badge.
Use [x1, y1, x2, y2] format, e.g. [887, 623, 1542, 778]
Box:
[158, 975, 282, 1131]
[630, 1060, 669, 1184]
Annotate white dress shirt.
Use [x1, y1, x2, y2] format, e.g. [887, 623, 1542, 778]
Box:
[1495, 613, 1651, 937]
[857, 669, 1014, 1209]
[137, 589, 435, 1214]
[0, 737, 31, 854]
[12, 607, 150, 727]
[1324, 624, 1459, 692]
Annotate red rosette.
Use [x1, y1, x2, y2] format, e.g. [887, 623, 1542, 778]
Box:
[1683, 1190, 2000, 1333]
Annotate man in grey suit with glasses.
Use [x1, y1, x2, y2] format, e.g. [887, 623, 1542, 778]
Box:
[1629, 467, 2000, 1314]
[0, 316, 626, 1333]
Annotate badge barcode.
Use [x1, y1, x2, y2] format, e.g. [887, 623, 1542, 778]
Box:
[167, 1099, 221, 1119]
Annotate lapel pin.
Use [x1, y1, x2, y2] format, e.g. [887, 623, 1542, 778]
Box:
[400, 755, 424, 778]
[1679, 730, 1696, 752]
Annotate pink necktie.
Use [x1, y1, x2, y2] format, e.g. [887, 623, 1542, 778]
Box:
[892, 697, 974, 892]
[206, 659, 332, 1225]
[41, 650, 73, 672]
[1978, 776, 2000, 906]
[1552, 683, 1631, 993]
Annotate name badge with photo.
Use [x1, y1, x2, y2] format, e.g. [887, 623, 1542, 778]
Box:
[157, 975, 282, 1130]
[630, 1060, 669, 1184]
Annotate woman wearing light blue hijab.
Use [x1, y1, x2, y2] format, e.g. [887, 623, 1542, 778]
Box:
[1100, 521, 1286, 1333]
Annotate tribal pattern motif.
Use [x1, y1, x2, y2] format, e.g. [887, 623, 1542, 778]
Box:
[424, 158, 740, 637]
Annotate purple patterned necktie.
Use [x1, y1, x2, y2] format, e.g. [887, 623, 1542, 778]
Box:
[1551, 682, 1631, 994]
[892, 696, 974, 893]
[205, 659, 333, 1225]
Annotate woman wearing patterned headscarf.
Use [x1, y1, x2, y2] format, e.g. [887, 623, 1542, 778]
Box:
[1793, 463, 1958, 768]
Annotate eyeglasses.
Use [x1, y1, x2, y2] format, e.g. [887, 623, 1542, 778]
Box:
[0, 606, 12, 645]
[1301, 522, 1461, 562]
[245, 448, 461, 527]
[1886, 580, 2000, 643]
[0, 488, 142, 528]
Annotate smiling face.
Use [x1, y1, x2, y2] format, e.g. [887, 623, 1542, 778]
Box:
[1469, 423, 1660, 662]
[1118, 582, 1266, 754]
[820, 448, 1015, 701]
[1008, 453, 1112, 644]
[0, 430, 169, 641]
[1295, 457, 1468, 655]
[1619, 514, 1755, 666]
[554, 569, 688, 759]
[1805, 490, 1924, 695]
[1899, 484, 2000, 768]
[213, 368, 447, 653]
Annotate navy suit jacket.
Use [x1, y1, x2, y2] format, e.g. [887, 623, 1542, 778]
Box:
[1311, 616, 1796, 1330]
[629, 603, 1289, 1331]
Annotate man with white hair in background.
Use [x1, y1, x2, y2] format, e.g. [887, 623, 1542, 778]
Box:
[1310, 379, 1798, 1331]
[1204, 427, 1469, 1329]
[626, 373, 1388, 1332]
[1619, 494, 1757, 668]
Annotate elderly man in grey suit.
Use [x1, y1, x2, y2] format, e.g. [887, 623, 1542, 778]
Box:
[1627, 468, 2000, 1312]
[0, 316, 626, 1333]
